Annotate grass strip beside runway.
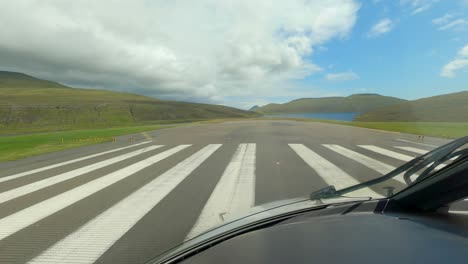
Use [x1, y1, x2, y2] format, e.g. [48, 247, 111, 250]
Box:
[321, 121, 468, 139]
[264, 118, 468, 139]
[1, 119, 465, 162]
[0, 125, 176, 161]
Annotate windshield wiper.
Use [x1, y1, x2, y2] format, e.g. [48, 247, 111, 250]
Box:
[310, 136, 468, 200]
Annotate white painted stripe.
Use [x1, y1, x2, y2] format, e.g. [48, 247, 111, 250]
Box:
[360, 145, 450, 175]
[0, 145, 163, 204]
[394, 146, 428, 155]
[28, 144, 220, 264]
[323, 144, 406, 184]
[395, 139, 438, 148]
[395, 147, 460, 166]
[449, 210, 468, 215]
[186, 144, 256, 240]
[390, 146, 453, 172]
[358, 145, 414, 162]
[0, 141, 152, 183]
[289, 144, 381, 198]
[324, 145, 395, 174]
[0, 145, 190, 241]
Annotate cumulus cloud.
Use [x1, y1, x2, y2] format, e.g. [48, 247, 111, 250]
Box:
[0, 0, 360, 107]
[459, 45, 468, 57]
[400, 0, 439, 15]
[432, 14, 468, 31]
[441, 60, 468, 77]
[326, 71, 359, 81]
[367, 18, 394, 38]
[441, 44, 468, 77]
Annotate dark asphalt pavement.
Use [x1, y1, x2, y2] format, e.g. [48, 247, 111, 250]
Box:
[0, 120, 459, 264]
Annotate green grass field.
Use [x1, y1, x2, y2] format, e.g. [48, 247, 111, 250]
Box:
[202, 118, 467, 139]
[0, 124, 181, 161]
[272, 118, 467, 139]
[0, 119, 203, 136]
[0, 118, 466, 161]
[0, 119, 256, 161]
[335, 121, 468, 139]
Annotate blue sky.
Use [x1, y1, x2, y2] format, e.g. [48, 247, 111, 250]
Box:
[0, 0, 467, 109]
[296, 0, 468, 102]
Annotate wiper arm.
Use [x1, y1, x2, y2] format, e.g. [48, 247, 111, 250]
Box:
[403, 137, 468, 184]
[310, 155, 427, 200]
[310, 136, 468, 200]
[410, 147, 468, 184]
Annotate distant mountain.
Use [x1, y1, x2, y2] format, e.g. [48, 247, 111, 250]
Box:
[256, 94, 406, 114]
[356, 91, 468, 122]
[249, 105, 259, 111]
[0, 71, 259, 131]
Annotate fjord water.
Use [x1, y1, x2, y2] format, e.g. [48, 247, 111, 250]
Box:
[264, 112, 359, 121]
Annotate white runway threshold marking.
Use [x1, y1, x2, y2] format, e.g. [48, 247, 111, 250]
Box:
[289, 144, 381, 198]
[358, 145, 415, 162]
[323, 145, 407, 184]
[0, 145, 191, 241]
[28, 144, 221, 264]
[361, 146, 454, 183]
[395, 139, 438, 148]
[186, 143, 256, 240]
[0, 141, 152, 183]
[394, 146, 428, 155]
[0, 145, 163, 204]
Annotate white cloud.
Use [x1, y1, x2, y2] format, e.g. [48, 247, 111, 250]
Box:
[432, 14, 455, 25]
[326, 71, 360, 81]
[439, 19, 468, 30]
[459, 44, 468, 57]
[0, 0, 360, 107]
[433, 14, 468, 31]
[367, 18, 394, 38]
[432, 14, 468, 30]
[400, 0, 439, 15]
[441, 59, 468, 77]
[441, 44, 468, 77]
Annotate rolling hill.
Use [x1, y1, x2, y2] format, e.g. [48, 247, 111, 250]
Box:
[0, 71, 258, 131]
[249, 105, 259, 111]
[356, 91, 468, 122]
[256, 94, 406, 114]
[0, 71, 67, 89]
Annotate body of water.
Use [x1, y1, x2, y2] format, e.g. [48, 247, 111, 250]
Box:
[265, 112, 359, 121]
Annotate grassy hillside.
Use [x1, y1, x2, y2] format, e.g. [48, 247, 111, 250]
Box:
[256, 94, 406, 114]
[249, 105, 259, 111]
[0, 71, 258, 133]
[356, 91, 468, 122]
[0, 71, 67, 89]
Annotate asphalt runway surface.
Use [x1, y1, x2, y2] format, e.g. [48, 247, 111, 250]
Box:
[0, 120, 463, 264]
